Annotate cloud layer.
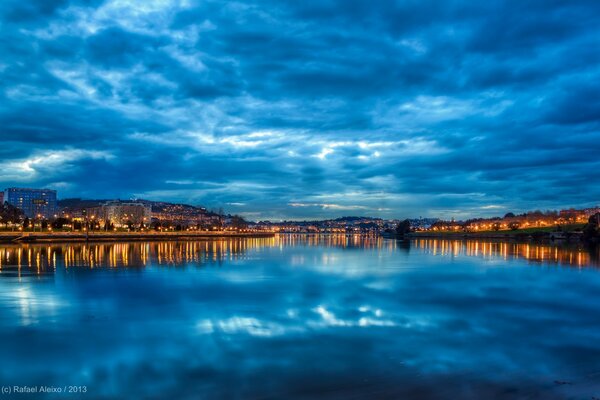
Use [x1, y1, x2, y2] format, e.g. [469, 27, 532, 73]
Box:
[2, 0, 600, 219]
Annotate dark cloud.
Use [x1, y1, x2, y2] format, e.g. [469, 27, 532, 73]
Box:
[544, 84, 600, 125]
[1, 0, 599, 219]
[86, 28, 164, 67]
[0, 0, 71, 23]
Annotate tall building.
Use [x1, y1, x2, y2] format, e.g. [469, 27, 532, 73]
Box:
[0, 191, 4, 205]
[5, 188, 57, 218]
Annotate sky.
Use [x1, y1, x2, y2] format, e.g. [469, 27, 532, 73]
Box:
[1, 0, 600, 221]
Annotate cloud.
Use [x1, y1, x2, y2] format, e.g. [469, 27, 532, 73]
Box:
[0, 149, 114, 182]
[289, 202, 368, 211]
[1, 0, 599, 219]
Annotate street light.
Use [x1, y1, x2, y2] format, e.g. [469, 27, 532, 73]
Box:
[82, 208, 89, 241]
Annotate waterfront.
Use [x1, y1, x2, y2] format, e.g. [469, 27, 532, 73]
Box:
[0, 236, 599, 399]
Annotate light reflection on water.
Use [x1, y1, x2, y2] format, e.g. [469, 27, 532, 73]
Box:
[413, 238, 600, 268]
[0, 236, 598, 273]
[0, 235, 599, 399]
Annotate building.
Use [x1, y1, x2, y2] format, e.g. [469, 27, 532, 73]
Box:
[92, 201, 152, 228]
[5, 188, 57, 218]
[0, 191, 3, 205]
[147, 201, 217, 227]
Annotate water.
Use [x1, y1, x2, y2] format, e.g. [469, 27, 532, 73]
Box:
[0, 236, 599, 399]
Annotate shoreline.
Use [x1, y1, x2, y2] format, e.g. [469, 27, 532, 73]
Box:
[0, 231, 275, 244]
[406, 231, 584, 243]
[0, 230, 591, 245]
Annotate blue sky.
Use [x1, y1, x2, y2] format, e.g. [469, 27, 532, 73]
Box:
[1, 0, 599, 220]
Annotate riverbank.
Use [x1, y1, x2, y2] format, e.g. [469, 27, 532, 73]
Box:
[0, 231, 275, 243]
[408, 229, 583, 242]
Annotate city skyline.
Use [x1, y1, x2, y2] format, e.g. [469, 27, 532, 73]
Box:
[2, 185, 598, 224]
[2, 1, 600, 220]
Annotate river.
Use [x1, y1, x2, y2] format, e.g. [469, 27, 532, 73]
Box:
[0, 235, 599, 399]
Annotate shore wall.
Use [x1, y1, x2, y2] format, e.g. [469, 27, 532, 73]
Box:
[0, 232, 275, 244]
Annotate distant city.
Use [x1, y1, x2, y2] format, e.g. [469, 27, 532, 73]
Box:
[0, 186, 598, 235]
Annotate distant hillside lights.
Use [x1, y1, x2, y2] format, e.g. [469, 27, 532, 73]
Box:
[85, 201, 152, 230]
[0, 190, 233, 232]
[426, 208, 600, 233]
[57, 199, 228, 232]
[0, 187, 598, 236]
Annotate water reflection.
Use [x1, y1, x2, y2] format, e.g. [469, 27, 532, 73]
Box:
[413, 238, 600, 268]
[0, 238, 278, 275]
[0, 236, 598, 276]
[0, 236, 600, 399]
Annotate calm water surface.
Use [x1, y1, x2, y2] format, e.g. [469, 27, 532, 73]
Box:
[0, 236, 599, 399]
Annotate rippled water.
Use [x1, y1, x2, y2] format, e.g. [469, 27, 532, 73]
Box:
[0, 236, 599, 399]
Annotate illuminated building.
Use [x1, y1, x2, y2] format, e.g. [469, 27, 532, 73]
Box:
[92, 201, 152, 228]
[4, 187, 57, 218]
